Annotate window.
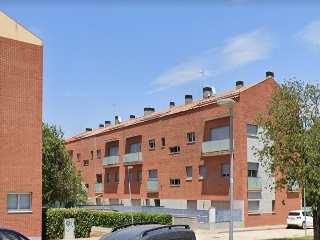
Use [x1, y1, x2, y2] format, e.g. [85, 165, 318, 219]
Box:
[96, 174, 102, 183]
[248, 200, 259, 213]
[130, 143, 141, 153]
[169, 146, 180, 154]
[91, 151, 93, 160]
[211, 126, 229, 141]
[272, 200, 275, 212]
[69, 150, 73, 161]
[137, 171, 142, 182]
[221, 163, 229, 178]
[161, 137, 165, 148]
[115, 172, 119, 183]
[199, 165, 206, 179]
[149, 139, 155, 149]
[186, 166, 192, 180]
[77, 153, 81, 161]
[187, 132, 195, 143]
[109, 147, 118, 156]
[248, 163, 258, 177]
[85, 184, 89, 189]
[149, 170, 158, 180]
[84, 160, 89, 166]
[247, 124, 258, 136]
[128, 171, 133, 182]
[170, 179, 180, 186]
[107, 173, 111, 183]
[97, 149, 101, 158]
[7, 193, 31, 212]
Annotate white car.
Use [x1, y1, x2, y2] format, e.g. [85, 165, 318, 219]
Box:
[287, 210, 313, 229]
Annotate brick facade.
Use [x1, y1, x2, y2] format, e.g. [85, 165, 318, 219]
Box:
[65, 75, 300, 227]
[0, 12, 43, 239]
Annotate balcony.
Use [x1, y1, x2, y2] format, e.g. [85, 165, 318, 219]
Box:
[95, 183, 103, 192]
[147, 180, 158, 192]
[103, 156, 119, 167]
[202, 139, 231, 156]
[248, 177, 262, 192]
[123, 152, 142, 164]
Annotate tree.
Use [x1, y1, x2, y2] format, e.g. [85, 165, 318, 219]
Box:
[255, 79, 320, 240]
[42, 122, 88, 207]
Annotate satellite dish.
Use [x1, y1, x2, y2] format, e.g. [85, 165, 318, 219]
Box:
[211, 85, 216, 95]
[118, 116, 122, 123]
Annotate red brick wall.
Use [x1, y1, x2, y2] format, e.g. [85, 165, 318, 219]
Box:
[65, 77, 300, 227]
[0, 36, 43, 238]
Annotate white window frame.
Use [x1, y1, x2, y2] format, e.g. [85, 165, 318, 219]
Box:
[186, 166, 192, 180]
[221, 163, 229, 178]
[161, 138, 165, 148]
[199, 165, 206, 179]
[84, 160, 89, 166]
[248, 200, 260, 214]
[149, 139, 155, 150]
[169, 146, 180, 154]
[187, 132, 195, 143]
[7, 193, 32, 212]
[247, 124, 258, 137]
[170, 179, 181, 186]
[97, 149, 101, 158]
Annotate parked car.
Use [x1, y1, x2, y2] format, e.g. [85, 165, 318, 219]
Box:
[287, 210, 313, 229]
[0, 228, 29, 240]
[99, 222, 197, 240]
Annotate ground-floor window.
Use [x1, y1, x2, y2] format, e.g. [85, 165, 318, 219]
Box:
[7, 193, 32, 212]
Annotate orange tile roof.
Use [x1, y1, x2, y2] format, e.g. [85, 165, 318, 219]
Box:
[65, 78, 266, 143]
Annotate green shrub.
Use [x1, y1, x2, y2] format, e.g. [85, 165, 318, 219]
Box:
[44, 208, 172, 239]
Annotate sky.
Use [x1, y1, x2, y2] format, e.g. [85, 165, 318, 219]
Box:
[2, 0, 320, 139]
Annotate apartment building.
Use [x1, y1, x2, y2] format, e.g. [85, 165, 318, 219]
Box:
[0, 11, 43, 239]
[65, 72, 301, 227]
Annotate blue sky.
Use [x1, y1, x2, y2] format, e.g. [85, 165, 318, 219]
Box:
[2, 1, 320, 139]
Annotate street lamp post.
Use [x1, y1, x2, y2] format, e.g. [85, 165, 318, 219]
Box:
[127, 165, 134, 224]
[217, 98, 236, 240]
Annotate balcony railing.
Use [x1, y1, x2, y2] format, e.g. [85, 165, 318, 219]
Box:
[147, 180, 158, 192]
[248, 177, 262, 191]
[288, 182, 300, 192]
[95, 183, 103, 192]
[103, 156, 119, 167]
[123, 152, 142, 164]
[202, 139, 231, 155]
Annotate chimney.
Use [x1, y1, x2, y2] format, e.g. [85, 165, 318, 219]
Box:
[236, 81, 244, 90]
[99, 124, 104, 128]
[115, 116, 122, 125]
[144, 107, 155, 116]
[203, 87, 212, 99]
[85, 128, 92, 132]
[105, 121, 111, 127]
[170, 102, 175, 108]
[185, 95, 193, 104]
[266, 71, 274, 78]
[130, 115, 135, 120]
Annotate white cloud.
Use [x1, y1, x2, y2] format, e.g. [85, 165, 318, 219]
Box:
[297, 20, 320, 53]
[221, 29, 275, 69]
[147, 29, 275, 94]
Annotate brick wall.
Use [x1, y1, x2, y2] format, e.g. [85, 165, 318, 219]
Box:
[0, 36, 43, 238]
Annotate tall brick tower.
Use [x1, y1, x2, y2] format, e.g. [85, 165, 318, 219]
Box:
[0, 11, 43, 239]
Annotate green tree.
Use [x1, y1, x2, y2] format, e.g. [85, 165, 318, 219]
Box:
[42, 123, 88, 207]
[255, 79, 320, 240]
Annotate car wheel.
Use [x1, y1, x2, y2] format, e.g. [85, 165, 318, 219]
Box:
[302, 222, 306, 229]
[286, 225, 291, 229]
